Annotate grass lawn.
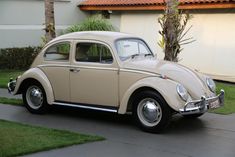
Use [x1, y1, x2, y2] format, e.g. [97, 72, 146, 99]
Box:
[209, 82, 235, 115]
[0, 70, 24, 88]
[0, 97, 23, 106]
[0, 119, 104, 157]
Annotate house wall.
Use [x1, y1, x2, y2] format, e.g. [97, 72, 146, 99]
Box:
[0, 0, 87, 48]
[118, 10, 235, 82]
[108, 11, 121, 31]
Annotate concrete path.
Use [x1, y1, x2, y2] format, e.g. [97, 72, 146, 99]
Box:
[0, 104, 234, 157]
[0, 88, 21, 99]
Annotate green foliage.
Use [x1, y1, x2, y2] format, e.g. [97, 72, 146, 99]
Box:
[0, 70, 23, 88]
[157, 36, 165, 49]
[65, 14, 115, 33]
[57, 43, 70, 54]
[0, 47, 41, 70]
[40, 35, 47, 47]
[210, 82, 235, 115]
[158, 0, 195, 62]
[0, 119, 104, 157]
[0, 97, 23, 106]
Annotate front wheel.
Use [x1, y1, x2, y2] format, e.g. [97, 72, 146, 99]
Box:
[23, 82, 49, 114]
[133, 91, 172, 133]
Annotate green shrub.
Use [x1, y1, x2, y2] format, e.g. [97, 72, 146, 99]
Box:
[65, 14, 115, 33]
[0, 47, 41, 70]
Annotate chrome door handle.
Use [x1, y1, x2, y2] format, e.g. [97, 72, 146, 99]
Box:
[70, 68, 80, 73]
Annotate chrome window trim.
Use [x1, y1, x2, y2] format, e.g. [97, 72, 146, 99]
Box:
[120, 69, 160, 77]
[38, 64, 118, 71]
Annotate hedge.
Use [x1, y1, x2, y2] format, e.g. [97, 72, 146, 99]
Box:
[0, 47, 41, 70]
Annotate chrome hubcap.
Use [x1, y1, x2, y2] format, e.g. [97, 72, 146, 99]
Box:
[137, 98, 162, 127]
[26, 86, 43, 109]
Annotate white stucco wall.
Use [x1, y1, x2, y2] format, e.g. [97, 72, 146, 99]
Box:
[120, 12, 162, 57]
[119, 11, 235, 82]
[0, 0, 87, 48]
[108, 12, 121, 31]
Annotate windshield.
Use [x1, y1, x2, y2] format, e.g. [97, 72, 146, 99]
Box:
[115, 38, 153, 61]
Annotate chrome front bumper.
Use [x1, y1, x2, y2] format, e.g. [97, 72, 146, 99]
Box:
[8, 78, 16, 94]
[179, 89, 225, 115]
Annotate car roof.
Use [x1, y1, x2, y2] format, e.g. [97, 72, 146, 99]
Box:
[49, 31, 137, 44]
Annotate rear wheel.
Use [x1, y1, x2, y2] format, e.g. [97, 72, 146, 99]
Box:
[133, 90, 172, 133]
[23, 81, 49, 114]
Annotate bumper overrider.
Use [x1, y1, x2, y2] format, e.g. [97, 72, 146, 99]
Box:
[179, 89, 225, 115]
[8, 78, 17, 94]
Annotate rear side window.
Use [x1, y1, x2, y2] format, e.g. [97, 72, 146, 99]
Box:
[44, 42, 70, 61]
[76, 43, 113, 64]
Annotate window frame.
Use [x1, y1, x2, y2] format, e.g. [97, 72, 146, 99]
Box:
[115, 38, 154, 61]
[74, 41, 114, 65]
[43, 41, 71, 62]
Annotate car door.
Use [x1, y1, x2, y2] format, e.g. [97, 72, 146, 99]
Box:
[39, 41, 71, 102]
[70, 41, 119, 107]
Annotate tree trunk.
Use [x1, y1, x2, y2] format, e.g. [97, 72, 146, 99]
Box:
[44, 0, 56, 43]
[164, 0, 178, 62]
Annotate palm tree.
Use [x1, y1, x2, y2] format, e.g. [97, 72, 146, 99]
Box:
[158, 0, 194, 62]
[44, 0, 56, 43]
[164, 0, 178, 61]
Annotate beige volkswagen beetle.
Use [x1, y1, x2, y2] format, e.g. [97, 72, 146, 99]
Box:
[8, 31, 224, 133]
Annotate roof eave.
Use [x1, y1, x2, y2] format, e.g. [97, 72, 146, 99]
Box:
[79, 3, 235, 11]
[79, 5, 165, 11]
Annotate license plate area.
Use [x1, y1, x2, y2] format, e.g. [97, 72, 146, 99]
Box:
[208, 99, 220, 109]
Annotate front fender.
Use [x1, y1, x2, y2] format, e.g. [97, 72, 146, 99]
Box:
[118, 77, 186, 114]
[13, 68, 54, 105]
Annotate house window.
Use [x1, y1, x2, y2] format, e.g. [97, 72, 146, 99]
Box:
[102, 11, 110, 19]
[76, 43, 113, 64]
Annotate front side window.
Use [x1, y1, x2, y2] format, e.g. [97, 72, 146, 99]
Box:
[76, 43, 113, 64]
[115, 39, 153, 61]
[44, 42, 70, 61]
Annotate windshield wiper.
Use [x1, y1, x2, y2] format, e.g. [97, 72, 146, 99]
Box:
[131, 54, 140, 59]
[144, 53, 153, 57]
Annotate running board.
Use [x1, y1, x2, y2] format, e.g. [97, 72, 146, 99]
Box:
[53, 101, 118, 113]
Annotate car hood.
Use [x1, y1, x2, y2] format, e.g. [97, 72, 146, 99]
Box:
[122, 57, 210, 99]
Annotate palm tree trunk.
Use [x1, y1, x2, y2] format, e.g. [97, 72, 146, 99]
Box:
[44, 0, 56, 42]
[164, 0, 178, 62]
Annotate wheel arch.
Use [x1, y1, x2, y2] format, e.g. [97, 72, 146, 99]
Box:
[118, 77, 185, 114]
[14, 68, 54, 105]
[126, 86, 163, 113]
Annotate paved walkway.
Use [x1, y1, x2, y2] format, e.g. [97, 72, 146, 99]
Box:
[0, 88, 21, 99]
[0, 104, 235, 157]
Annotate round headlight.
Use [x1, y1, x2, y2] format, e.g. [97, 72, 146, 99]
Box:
[176, 84, 189, 102]
[206, 77, 216, 93]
